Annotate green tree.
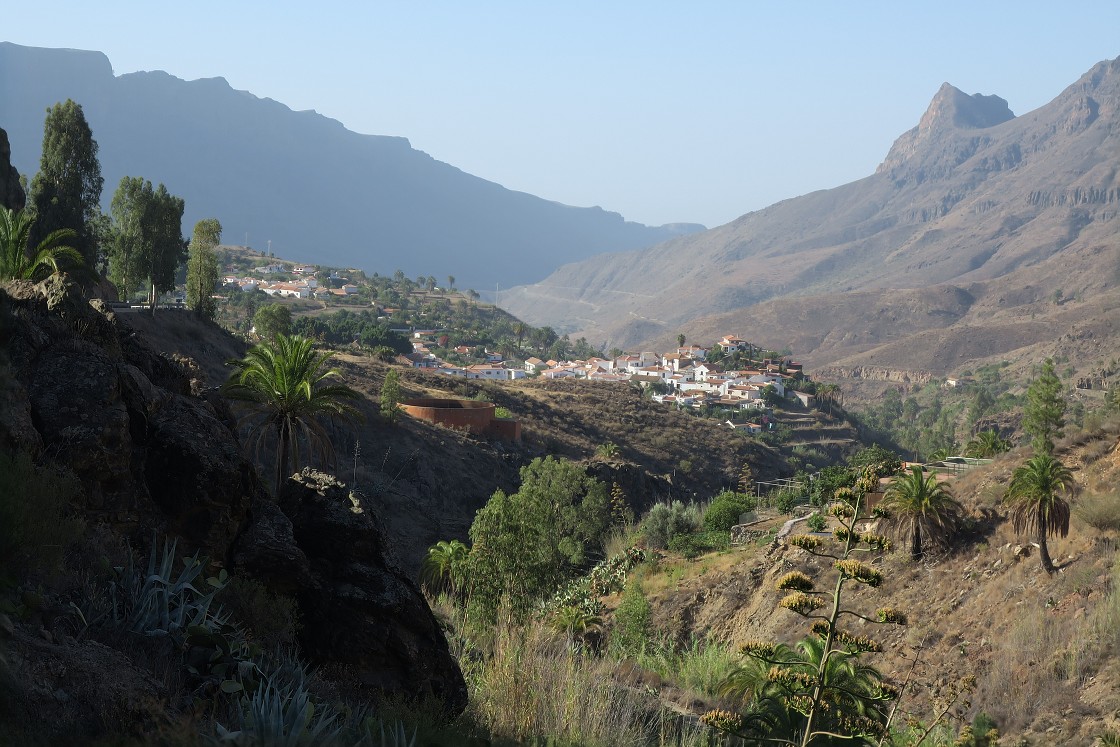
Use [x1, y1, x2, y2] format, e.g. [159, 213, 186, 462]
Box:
[380, 368, 402, 424]
[446, 274, 455, 292]
[222, 334, 362, 495]
[186, 218, 222, 318]
[27, 100, 104, 272]
[879, 466, 964, 560]
[253, 303, 292, 340]
[1004, 454, 1075, 574]
[677, 332, 686, 349]
[107, 176, 185, 311]
[466, 456, 611, 626]
[0, 207, 82, 281]
[1022, 359, 1065, 455]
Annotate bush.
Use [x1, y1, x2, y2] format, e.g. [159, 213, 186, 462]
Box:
[1074, 490, 1120, 532]
[611, 582, 652, 655]
[668, 531, 731, 559]
[806, 513, 827, 532]
[773, 488, 805, 514]
[0, 452, 84, 579]
[640, 501, 702, 550]
[703, 490, 757, 531]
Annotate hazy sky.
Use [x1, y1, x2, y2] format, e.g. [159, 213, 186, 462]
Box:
[6, 3, 1119, 228]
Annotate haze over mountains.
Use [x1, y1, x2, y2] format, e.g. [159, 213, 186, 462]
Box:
[0, 42, 703, 291]
[503, 57, 1120, 381]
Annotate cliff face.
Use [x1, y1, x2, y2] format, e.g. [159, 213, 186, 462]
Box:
[0, 276, 465, 714]
[0, 127, 25, 210]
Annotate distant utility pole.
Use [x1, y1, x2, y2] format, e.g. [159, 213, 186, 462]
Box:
[495, 282, 499, 306]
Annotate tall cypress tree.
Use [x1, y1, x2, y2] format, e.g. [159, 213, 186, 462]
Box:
[1023, 358, 1066, 455]
[28, 100, 104, 272]
[186, 218, 222, 318]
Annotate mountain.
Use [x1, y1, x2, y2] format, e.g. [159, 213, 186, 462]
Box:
[0, 43, 703, 291]
[502, 57, 1120, 383]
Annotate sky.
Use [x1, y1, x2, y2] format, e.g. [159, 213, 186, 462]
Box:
[6, 2, 1120, 229]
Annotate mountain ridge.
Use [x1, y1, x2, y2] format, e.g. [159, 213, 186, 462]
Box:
[501, 56, 1120, 386]
[0, 42, 703, 291]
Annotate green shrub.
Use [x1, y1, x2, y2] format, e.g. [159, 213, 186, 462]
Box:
[773, 488, 805, 514]
[610, 582, 652, 655]
[0, 452, 84, 579]
[668, 531, 730, 559]
[640, 501, 701, 549]
[703, 490, 756, 531]
[806, 513, 827, 532]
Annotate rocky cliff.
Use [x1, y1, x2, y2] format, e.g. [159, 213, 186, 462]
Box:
[0, 127, 24, 210]
[0, 276, 465, 724]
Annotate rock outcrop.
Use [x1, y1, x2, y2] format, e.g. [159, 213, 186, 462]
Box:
[0, 275, 256, 558]
[0, 127, 24, 210]
[261, 469, 468, 714]
[1, 276, 466, 715]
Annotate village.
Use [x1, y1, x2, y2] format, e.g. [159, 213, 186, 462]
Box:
[216, 254, 831, 435]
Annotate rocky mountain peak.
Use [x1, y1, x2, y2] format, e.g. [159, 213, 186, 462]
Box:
[877, 83, 1014, 176]
[919, 82, 1015, 132]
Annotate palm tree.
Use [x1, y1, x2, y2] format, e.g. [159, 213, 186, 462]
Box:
[223, 334, 362, 495]
[420, 539, 469, 596]
[0, 207, 83, 281]
[879, 465, 964, 560]
[1004, 454, 1075, 574]
[964, 429, 1010, 458]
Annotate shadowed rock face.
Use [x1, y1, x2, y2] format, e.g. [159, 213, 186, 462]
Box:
[1, 276, 467, 715]
[271, 470, 468, 713]
[1, 274, 256, 557]
[0, 127, 25, 210]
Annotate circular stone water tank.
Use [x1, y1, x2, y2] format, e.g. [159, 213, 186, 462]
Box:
[399, 397, 496, 434]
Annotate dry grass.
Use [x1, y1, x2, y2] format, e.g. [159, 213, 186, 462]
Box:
[463, 622, 711, 746]
[1075, 490, 1120, 532]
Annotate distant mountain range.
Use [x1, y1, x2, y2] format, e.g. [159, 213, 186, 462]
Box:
[0, 43, 703, 291]
[502, 56, 1120, 384]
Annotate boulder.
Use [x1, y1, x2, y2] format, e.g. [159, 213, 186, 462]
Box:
[279, 469, 468, 714]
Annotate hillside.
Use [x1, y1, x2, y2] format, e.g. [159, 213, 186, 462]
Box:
[122, 310, 830, 575]
[621, 421, 1120, 743]
[0, 42, 702, 292]
[502, 56, 1120, 393]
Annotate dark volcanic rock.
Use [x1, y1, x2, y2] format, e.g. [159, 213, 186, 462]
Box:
[278, 469, 468, 714]
[0, 275, 257, 558]
[0, 127, 24, 211]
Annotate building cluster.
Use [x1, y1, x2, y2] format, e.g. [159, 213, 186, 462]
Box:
[221, 263, 359, 299]
[396, 333, 812, 427]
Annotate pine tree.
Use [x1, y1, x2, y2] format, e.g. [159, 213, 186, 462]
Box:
[1023, 359, 1066, 455]
[380, 369, 402, 424]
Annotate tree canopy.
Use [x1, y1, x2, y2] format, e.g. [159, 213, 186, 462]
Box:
[466, 456, 612, 626]
[27, 100, 104, 272]
[107, 176, 185, 309]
